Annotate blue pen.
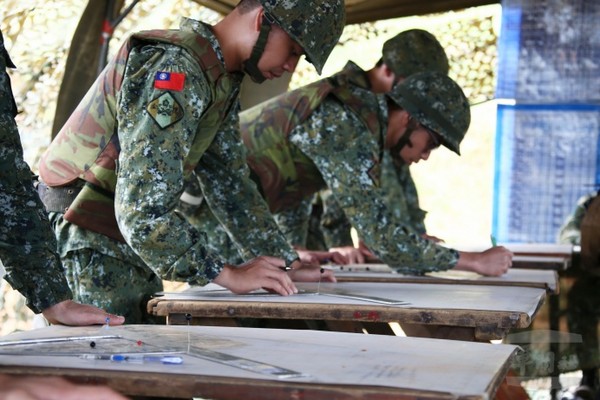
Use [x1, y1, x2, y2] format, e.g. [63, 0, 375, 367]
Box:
[490, 234, 497, 247]
[81, 354, 183, 364]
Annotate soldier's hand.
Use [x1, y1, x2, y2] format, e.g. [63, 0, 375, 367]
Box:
[42, 300, 125, 326]
[0, 374, 129, 400]
[328, 246, 368, 264]
[289, 265, 336, 283]
[214, 256, 297, 296]
[455, 247, 513, 277]
[295, 249, 348, 265]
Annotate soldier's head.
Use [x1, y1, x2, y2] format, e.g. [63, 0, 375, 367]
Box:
[383, 29, 449, 80]
[235, 0, 345, 83]
[369, 29, 448, 93]
[384, 71, 470, 165]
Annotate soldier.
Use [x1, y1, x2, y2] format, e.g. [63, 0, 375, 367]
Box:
[37, 0, 345, 323]
[558, 191, 600, 400]
[184, 71, 513, 276]
[0, 29, 124, 327]
[295, 29, 451, 263]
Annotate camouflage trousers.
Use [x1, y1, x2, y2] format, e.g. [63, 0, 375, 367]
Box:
[567, 274, 600, 370]
[61, 248, 162, 324]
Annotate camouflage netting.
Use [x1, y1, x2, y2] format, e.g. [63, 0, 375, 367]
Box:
[290, 12, 498, 105]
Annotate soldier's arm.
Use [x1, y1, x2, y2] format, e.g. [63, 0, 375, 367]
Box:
[396, 164, 428, 234]
[0, 55, 72, 313]
[114, 44, 228, 284]
[195, 109, 299, 267]
[320, 190, 354, 248]
[289, 100, 459, 275]
[273, 197, 313, 247]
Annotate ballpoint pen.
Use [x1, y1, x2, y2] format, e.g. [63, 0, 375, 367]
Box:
[81, 354, 183, 364]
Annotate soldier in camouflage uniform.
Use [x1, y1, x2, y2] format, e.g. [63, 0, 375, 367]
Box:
[37, 0, 346, 323]
[558, 192, 600, 398]
[299, 30, 451, 263]
[184, 71, 513, 276]
[0, 29, 125, 327]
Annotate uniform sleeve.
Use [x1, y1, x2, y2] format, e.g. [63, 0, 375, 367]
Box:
[114, 44, 228, 284]
[0, 53, 72, 313]
[195, 110, 299, 266]
[273, 197, 313, 247]
[320, 189, 354, 248]
[395, 163, 427, 234]
[289, 100, 459, 275]
[557, 194, 591, 245]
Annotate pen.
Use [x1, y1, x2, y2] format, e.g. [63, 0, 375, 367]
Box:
[490, 234, 497, 247]
[80, 354, 183, 364]
[279, 266, 292, 271]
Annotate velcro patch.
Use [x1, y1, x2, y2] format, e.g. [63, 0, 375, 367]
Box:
[146, 92, 184, 129]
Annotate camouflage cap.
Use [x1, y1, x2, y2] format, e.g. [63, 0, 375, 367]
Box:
[382, 29, 449, 78]
[387, 71, 470, 155]
[260, 0, 345, 74]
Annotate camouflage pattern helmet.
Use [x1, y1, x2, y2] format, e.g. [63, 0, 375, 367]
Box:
[387, 71, 470, 155]
[260, 0, 346, 74]
[382, 29, 449, 78]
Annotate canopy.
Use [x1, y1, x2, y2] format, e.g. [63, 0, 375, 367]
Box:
[191, 0, 497, 24]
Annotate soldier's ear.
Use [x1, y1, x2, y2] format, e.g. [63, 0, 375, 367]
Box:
[383, 64, 395, 79]
[399, 109, 411, 127]
[253, 8, 265, 33]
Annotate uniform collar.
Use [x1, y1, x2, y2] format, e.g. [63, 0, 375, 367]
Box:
[179, 17, 244, 82]
[337, 61, 371, 90]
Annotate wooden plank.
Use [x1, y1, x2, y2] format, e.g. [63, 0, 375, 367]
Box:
[452, 243, 575, 270]
[149, 282, 546, 341]
[333, 267, 559, 293]
[0, 324, 519, 400]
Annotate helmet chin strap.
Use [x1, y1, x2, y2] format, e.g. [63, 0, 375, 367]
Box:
[389, 123, 417, 164]
[242, 13, 272, 83]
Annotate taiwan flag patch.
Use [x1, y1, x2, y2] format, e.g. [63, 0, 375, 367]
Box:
[154, 71, 186, 91]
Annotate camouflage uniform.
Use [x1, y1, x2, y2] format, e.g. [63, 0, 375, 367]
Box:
[0, 30, 72, 314]
[38, 19, 298, 322]
[185, 72, 461, 274]
[559, 192, 600, 384]
[307, 29, 449, 249]
[282, 28, 448, 250]
[558, 192, 598, 245]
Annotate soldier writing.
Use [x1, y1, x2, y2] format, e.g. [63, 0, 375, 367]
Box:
[279, 29, 453, 263]
[1, 28, 128, 400]
[37, 0, 346, 322]
[0, 29, 124, 327]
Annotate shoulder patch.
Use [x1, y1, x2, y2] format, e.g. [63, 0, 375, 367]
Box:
[154, 71, 186, 91]
[147, 92, 184, 129]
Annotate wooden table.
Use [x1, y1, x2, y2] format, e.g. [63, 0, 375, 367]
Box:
[456, 243, 576, 271]
[149, 281, 546, 341]
[333, 267, 559, 294]
[0, 324, 520, 400]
